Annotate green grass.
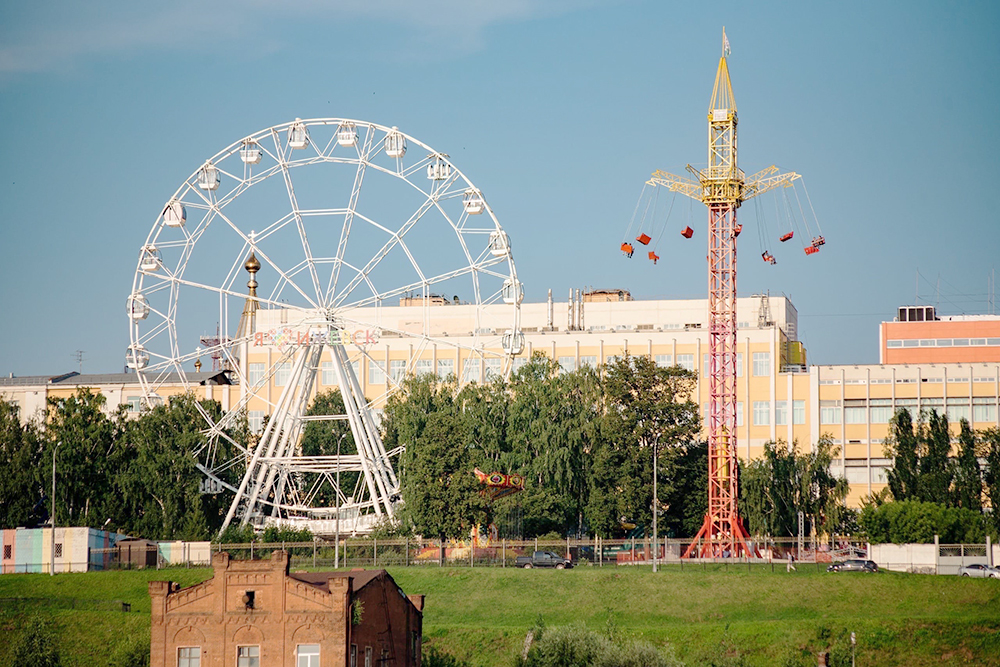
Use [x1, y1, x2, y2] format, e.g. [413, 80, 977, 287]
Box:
[2, 564, 999, 666]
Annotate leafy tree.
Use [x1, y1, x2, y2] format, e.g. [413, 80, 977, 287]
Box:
[984, 428, 1000, 536]
[388, 375, 487, 539]
[885, 409, 920, 501]
[740, 437, 848, 538]
[586, 354, 699, 537]
[918, 410, 953, 503]
[0, 401, 45, 528]
[44, 389, 125, 527]
[859, 499, 987, 544]
[952, 419, 982, 512]
[113, 393, 221, 540]
[300, 389, 356, 506]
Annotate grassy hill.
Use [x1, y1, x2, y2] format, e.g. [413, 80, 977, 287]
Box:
[2, 563, 999, 666]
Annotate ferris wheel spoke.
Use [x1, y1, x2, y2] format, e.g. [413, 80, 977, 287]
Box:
[328, 127, 375, 305]
[276, 153, 325, 306]
[331, 196, 438, 308]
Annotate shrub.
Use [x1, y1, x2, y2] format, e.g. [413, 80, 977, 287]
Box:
[11, 617, 61, 667]
[859, 500, 988, 543]
[522, 623, 681, 667]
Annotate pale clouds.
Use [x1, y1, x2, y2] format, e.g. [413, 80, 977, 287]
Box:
[0, 0, 597, 75]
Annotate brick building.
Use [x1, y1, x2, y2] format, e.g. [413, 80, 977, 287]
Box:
[149, 551, 423, 667]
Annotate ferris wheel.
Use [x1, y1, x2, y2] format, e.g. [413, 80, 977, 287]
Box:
[127, 118, 523, 535]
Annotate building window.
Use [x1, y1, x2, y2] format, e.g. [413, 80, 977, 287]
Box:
[237, 646, 260, 667]
[365, 647, 373, 667]
[974, 403, 997, 424]
[753, 401, 770, 426]
[736, 402, 744, 427]
[368, 361, 386, 385]
[793, 400, 805, 425]
[437, 358, 455, 379]
[415, 358, 433, 376]
[485, 358, 502, 380]
[870, 407, 893, 423]
[676, 354, 694, 372]
[703, 353, 743, 377]
[752, 352, 770, 377]
[178, 647, 201, 667]
[297, 644, 320, 667]
[946, 403, 971, 423]
[274, 362, 292, 386]
[247, 362, 265, 386]
[462, 358, 481, 383]
[580, 356, 597, 369]
[558, 356, 576, 374]
[321, 361, 337, 386]
[248, 410, 265, 434]
[844, 407, 866, 424]
[605, 355, 621, 366]
[820, 401, 841, 425]
[125, 396, 142, 413]
[775, 401, 788, 426]
[511, 357, 528, 372]
[654, 354, 672, 368]
[350, 645, 358, 667]
[389, 359, 406, 384]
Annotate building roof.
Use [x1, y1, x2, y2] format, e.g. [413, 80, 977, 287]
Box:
[0, 371, 224, 387]
[290, 569, 384, 593]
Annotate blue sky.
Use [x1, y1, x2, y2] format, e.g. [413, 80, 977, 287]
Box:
[1, 0, 998, 376]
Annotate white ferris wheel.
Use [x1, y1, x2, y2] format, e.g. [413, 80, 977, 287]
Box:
[127, 118, 523, 535]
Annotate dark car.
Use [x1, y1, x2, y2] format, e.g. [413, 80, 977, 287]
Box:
[515, 550, 574, 569]
[827, 559, 878, 573]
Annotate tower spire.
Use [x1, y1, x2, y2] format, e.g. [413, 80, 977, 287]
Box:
[236, 252, 260, 342]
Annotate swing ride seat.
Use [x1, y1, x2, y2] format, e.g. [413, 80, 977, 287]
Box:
[779, 231, 794, 242]
[811, 236, 825, 247]
[636, 233, 651, 245]
[681, 226, 694, 239]
[761, 251, 775, 265]
[621, 243, 634, 257]
[648, 250, 659, 264]
[734, 224, 742, 237]
[804, 246, 819, 255]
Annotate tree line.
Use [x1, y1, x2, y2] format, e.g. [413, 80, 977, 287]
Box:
[2, 354, 998, 544]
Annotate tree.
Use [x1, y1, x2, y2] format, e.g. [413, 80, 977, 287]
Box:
[400, 409, 487, 539]
[952, 419, 982, 512]
[983, 428, 1000, 536]
[0, 401, 45, 529]
[300, 389, 356, 507]
[859, 499, 987, 544]
[114, 393, 222, 540]
[586, 354, 700, 537]
[740, 437, 848, 538]
[44, 389, 124, 527]
[918, 410, 954, 503]
[885, 409, 920, 502]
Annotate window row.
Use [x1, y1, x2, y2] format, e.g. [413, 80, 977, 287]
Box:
[886, 337, 1000, 348]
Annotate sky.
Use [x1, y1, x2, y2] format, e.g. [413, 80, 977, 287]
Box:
[1, 0, 999, 376]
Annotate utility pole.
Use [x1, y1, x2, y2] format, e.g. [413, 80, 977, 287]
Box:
[50, 442, 60, 576]
[335, 433, 346, 568]
[652, 435, 658, 573]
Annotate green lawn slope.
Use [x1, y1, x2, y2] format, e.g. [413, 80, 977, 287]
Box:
[2, 564, 998, 666]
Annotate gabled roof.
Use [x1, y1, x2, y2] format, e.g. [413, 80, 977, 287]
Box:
[290, 569, 384, 593]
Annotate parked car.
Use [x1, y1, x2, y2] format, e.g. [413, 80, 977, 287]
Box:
[515, 550, 573, 569]
[958, 563, 1000, 578]
[827, 559, 878, 573]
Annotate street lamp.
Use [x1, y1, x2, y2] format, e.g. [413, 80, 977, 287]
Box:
[50, 441, 60, 576]
[335, 432, 347, 568]
[652, 435, 658, 572]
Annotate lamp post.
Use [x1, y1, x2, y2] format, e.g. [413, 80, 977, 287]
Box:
[652, 435, 658, 573]
[50, 441, 60, 576]
[335, 432, 347, 568]
[850, 631, 856, 667]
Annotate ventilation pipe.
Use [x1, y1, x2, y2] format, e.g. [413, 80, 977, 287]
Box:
[547, 289, 553, 329]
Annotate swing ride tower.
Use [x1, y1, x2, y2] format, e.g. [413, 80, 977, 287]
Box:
[645, 30, 805, 557]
